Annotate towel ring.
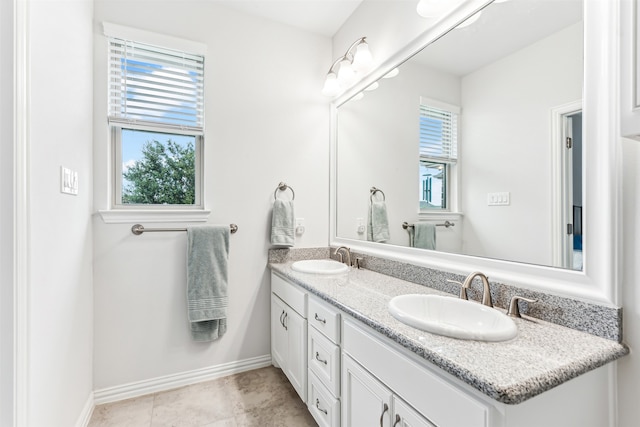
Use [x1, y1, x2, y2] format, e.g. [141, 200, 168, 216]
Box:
[274, 182, 295, 201]
[370, 187, 385, 202]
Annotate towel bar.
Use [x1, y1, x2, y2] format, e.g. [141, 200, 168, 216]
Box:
[131, 224, 238, 235]
[274, 182, 295, 200]
[402, 221, 455, 229]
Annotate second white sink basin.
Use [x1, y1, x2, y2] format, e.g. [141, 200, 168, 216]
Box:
[388, 294, 517, 342]
[291, 259, 349, 275]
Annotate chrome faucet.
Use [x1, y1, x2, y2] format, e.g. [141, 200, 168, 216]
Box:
[461, 271, 493, 307]
[334, 246, 352, 266]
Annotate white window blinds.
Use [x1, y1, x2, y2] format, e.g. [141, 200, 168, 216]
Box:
[108, 38, 204, 131]
[419, 98, 460, 163]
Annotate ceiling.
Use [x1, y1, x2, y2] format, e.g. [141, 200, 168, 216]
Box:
[215, 0, 364, 37]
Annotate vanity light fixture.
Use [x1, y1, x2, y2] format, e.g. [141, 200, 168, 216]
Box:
[322, 37, 373, 97]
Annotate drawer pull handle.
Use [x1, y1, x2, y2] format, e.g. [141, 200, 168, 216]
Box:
[380, 403, 389, 427]
[283, 312, 288, 331]
[279, 310, 285, 328]
[315, 351, 328, 365]
[314, 313, 327, 324]
[393, 414, 401, 427]
[315, 398, 328, 415]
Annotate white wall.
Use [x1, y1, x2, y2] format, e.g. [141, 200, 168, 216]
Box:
[459, 22, 583, 265]
[27, 0, 95, 426]
[92, 1, 331, 390]
[0, 0, 15, 424]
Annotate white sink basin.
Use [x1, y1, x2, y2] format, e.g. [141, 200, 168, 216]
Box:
[388, 294, 517, 342]
[291, 259, 349, 275]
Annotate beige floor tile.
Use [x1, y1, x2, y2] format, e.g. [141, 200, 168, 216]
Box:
[200, 418, 237, 427]
[224, 367, 297, 415]
[88, 395, 154, 427]
[150, 378, 235, 427]
[88, 367, 317, 427]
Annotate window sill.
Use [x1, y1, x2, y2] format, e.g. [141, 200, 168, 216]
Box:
[97, 208, 211, 224]
[418, 211, 463, 220]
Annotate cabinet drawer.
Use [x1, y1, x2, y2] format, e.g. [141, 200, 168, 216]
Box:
[343, 320, 488, 427]
[308, 371, 341, 427]
[309, 326, 341, 397]
[271, 273, 307, 318]
[309, 297, 340, 343]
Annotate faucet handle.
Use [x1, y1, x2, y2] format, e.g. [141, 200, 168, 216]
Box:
[354, 257, 364, 269]
[446, 279, 468, 300]
[507, 296, 537, 318]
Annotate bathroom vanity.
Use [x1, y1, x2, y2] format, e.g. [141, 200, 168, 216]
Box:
[269, 259, 627, 427]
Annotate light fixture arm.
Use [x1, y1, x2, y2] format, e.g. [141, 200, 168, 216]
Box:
[325, 37, 368, 74]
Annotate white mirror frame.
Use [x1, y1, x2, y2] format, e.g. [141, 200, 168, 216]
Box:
[330, 0, 620, 306]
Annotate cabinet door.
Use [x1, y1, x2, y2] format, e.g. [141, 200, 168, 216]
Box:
[342, 354, 392, 427]
[392, 396, 436, 427]
[271, 294, 288, 369]
[285, 307, 308, 403]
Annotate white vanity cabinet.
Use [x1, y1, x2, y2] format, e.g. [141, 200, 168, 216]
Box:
[307, 296, 342, 427]
[342, 353, 434, 427]
[271, 273, 308, 402]
[342, 320, 488, 427]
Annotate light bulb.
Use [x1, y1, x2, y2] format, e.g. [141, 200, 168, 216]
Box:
[416, 0, 451, 18]
[322, 73, 340, 97]
[337, 59, 356, 86]
[456, 11, 481, 28]
[352, 41, 373, 73]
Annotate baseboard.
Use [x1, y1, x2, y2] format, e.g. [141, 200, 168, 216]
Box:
[75, 392, 95, 427]
[93, 354, 272, 405]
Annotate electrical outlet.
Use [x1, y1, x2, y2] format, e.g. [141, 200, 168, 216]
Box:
[295, 218, 305, 235]
[60, 166, 78, 195]
[356, 217, 365, 234]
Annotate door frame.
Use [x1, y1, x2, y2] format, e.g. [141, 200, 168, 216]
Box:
[550, 100, 583, 269]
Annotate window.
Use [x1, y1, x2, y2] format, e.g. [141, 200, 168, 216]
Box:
[419, 97, 460, 211]
[107, 31, 205, 208]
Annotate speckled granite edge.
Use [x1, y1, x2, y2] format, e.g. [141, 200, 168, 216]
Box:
[341, 250, 623, 342]
[269, 262, 629, 404]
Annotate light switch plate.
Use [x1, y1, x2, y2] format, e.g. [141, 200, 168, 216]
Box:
[487, 192, 509, 206]
[60, 166, 78, 195]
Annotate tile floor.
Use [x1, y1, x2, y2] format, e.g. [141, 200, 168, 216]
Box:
[88, 366, 318, 427]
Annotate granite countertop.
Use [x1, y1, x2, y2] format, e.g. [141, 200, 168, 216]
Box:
[269, 261, 629, 405]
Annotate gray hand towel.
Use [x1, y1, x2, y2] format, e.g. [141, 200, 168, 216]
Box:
[410, 222, 436, 250]
[367, 200, 390, 243]
[271, 199, 295, 247]
[187, 225, 229, 342]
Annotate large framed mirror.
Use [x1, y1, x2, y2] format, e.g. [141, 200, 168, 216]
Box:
[330, 0, 619, 305]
